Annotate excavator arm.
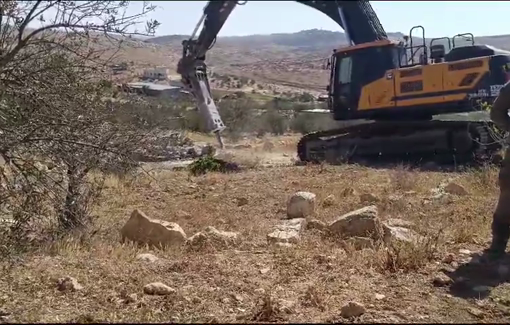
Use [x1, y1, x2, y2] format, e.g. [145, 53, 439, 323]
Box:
[177, 0, 387, 148]
[177, 1, 238, 148]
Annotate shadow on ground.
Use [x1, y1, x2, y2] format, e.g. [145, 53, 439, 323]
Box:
[298, 157, 501, 173]
[443, 252, 510, 299]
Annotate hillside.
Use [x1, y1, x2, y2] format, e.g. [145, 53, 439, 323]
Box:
[147, 29, 404, 51]
[103, 28, 510, 97]
[147, 29, 510, 54]
[135, 29, 510, 92]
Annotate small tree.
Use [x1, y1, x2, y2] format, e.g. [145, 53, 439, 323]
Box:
[219, 97, 258, 141]
[0, 1, 160, 247]
[297, 92, 315, 103]
[257, 107, 287, 136]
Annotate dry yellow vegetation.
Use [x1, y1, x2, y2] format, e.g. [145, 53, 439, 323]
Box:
[1, 136, 509, 323]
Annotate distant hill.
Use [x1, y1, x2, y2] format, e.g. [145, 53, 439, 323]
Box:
[108, 28, 510, 94]
[146, 28, 510, 52]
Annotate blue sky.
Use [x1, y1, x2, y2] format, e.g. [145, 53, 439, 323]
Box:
[131, 1, 508, 38]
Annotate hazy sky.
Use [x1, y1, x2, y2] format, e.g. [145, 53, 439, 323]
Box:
[129, 1, 508, 38]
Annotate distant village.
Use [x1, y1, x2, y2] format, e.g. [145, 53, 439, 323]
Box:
[108, 64, 327, 104]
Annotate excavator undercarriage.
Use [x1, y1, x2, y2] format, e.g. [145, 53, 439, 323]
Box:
[297, 119, 504, 166]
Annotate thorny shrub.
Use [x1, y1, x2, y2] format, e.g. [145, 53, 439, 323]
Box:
[390, 164, 419, 191]
[379, 230, 443, 273]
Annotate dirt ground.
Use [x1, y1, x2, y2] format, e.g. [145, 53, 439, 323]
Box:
[2, 135, 510, 323]
[147, 133, 301, 172]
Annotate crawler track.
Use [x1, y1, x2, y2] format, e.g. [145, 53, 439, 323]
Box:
[297, 120, 505, 166]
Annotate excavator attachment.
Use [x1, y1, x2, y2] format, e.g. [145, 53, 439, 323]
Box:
[177, 1, 239, 148]
[178, 48, 226, 148]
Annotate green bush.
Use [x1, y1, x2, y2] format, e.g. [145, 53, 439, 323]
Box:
[113, 96, 195, 130]
[188, 156, 238, 176]
[297, 92, 315, 102]
[111, 91, 342, 138]
[219, 97, 257, 140]
[257, 107, 288, 136]
[178, 109, 203, 132]
[290, 113, 319, 134]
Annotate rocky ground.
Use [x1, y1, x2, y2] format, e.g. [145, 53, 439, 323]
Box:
[1, 135, 510, 323]
[132, 131, 216, 163]
[142, 133, 300, 172]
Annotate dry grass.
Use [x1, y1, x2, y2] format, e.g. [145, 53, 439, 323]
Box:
[2, 152, 510, 322]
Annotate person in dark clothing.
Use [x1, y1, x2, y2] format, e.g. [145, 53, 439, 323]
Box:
[488, 80, 510, 260]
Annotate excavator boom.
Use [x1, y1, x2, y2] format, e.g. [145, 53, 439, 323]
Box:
[177, 0, 387, 147]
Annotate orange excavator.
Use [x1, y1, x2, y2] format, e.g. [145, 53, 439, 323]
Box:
[178, 0, 509, 164]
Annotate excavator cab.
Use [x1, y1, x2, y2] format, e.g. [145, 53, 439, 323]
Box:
[328, 25, 509, 121]
[329, 26, 436, 120]
[328, 39, 402, 120]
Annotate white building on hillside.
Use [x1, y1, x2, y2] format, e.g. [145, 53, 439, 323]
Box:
[118, 82, 189, 98]
[142, 67, 170, 81]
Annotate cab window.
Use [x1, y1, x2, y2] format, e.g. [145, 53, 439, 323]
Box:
[337, 56, 352, 84]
